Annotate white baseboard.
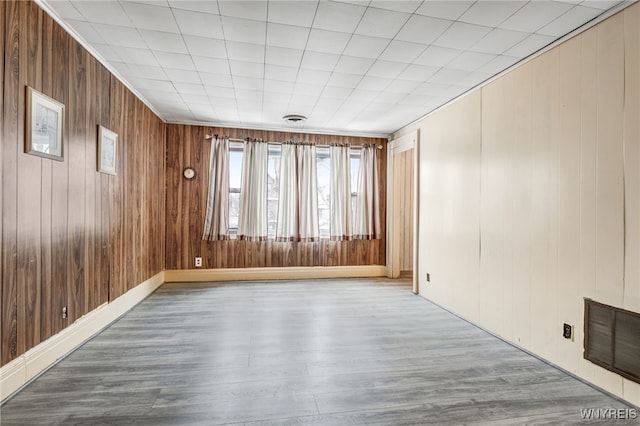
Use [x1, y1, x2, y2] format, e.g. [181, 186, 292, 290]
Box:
[0, 271, 164, 403]
[164, 265, 387, 283]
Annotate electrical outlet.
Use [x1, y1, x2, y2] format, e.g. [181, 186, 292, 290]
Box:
[563, 323, 573, 340]
[426, 273, 430, 282]
[195, 257, 202, 267]
[62, 306, 67, 319]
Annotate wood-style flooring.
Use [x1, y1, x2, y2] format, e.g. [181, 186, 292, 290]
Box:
[0, 278, 635, 425]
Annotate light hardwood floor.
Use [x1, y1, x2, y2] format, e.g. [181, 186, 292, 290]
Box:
[0, 278, 635, 425]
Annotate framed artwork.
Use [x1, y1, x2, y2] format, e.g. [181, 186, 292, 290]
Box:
[98, 125, 117, 175]
[25, 87, 64, 161]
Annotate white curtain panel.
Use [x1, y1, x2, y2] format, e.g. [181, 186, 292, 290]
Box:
[354, 144, 381, 239]
[203, 136, 230, 240]
[275, 143, 298, 241]
[297, 144, 319, 242]
[329, 145, 352, 240]
[238, 140, 268, 241]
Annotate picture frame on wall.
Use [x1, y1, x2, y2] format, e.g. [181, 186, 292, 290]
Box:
[25, 87, 64, 161]
[98, 125, 117, 175]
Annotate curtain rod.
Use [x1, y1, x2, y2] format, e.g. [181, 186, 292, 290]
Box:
[205, 134, 383, 149]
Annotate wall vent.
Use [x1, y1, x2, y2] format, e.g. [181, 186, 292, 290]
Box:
[584, 299, 640, 384]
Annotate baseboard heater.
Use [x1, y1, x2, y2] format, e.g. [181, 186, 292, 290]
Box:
[584, 299, 640, 384]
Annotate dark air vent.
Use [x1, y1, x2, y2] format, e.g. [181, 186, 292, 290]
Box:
[584, 299, 640, 384]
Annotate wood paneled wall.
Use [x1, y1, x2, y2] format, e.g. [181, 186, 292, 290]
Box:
[165, 125, 386, 269]
[396, 2, 640, 405]
[1, 0, 165, 366]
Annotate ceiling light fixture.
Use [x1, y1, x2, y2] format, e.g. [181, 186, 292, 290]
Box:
[282, 114, 307, 124]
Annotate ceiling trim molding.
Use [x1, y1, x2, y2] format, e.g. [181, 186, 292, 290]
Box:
[165, 119, 391, 139]
[391, 0, 638, 137]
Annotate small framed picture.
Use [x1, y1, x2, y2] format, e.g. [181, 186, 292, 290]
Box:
[25, 87, 64, 161]
[98, 125, 117, 175]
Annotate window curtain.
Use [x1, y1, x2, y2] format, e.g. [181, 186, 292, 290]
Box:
[329, 145, 351, 240]
[203, 136, 230, 240]
[238, 139, 268, 241]
[353, 144, 381, 239]
[276, 143, 319, 242]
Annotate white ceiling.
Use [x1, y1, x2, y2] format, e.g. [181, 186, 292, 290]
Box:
[42, 0, 625, 137]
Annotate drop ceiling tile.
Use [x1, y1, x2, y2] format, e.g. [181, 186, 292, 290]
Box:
[140, 30, 188, 54]
[477, 55, 521, 74]
[447, 51, 497, 72]
[456, 71, 493, 89]
[383, 78, 421, 93]
[200, 73, 233, 87]
[306, 29, 352, 55]
[265, 46, 304, 67]
[264, 79, 295, 93]
[128, 77, 175, 92]
[173, 9, 223, 38]
[268, 1, 319, 27]
[265, 64, 299, 82]
[168, 0, 220, 14]
[183, 35, 227, 58]
[119, 63, 168, 80]
[266, 23, 310, 50]
[581, 1, 622, 10]
[164, 68, 201, 83]
[412, 82, 454, 97]
[156, 51, 197, 71]
[538, 5, 603, 37]
[499, 1, 573, 33]
[226, 41, 264, 63]
[117, 47, 159, 66]
[343, 35, 391, 59]
[375, 91, 406, 103]
[293, 83, 324, 96]
[459, 1, 527, 27]
[229, 60, 264, 78]
[414, 1, 474, 20]
[434, 21, 493, 50]
[368, 1, 422, 13]
[504, 33, 556, 57]
[428, 68, 471, 85]
[327, 72, 363, 89]
[120, 2, 179, 33]
[471, 28, 530, 55]
[91, 43, 122, 61]
[93, 24, 146, 48]
[50, 2, 84, 20]
[379, 40, 427, 63]
[297, 68, 332, 85]
[301, 51, 340, 72]
[355, 7, 411, 38]
[235, 89, 263, 101]
[181, 93, 210, 104]
[397, 64, 439, 82]
[65, 20, 105, 44]
[357, 76, 392, 91]
[367, 60, 406, 79]
[414, 45, 461, 67]
[71, 1, 134, 26]
[174, 82, 206, 95]
[222, 16, 267, 44]
[334, 56, 375, 75]
[350, 89, 379, 101]
[218, 0, 267, 21]
[192, 55, 229, 73]
[233, 76, 264, 90]
[313, 1, 367, 33]
[206, 85, 235, 98]
[322, 86, 353, 99]
[395, 14, 451, 45]
[290, 94, 318, 106]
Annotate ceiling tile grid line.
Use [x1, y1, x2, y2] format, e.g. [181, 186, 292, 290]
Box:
[38, 0, 628, 136]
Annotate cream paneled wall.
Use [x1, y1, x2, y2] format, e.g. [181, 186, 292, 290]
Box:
[397, 3, 640, 406]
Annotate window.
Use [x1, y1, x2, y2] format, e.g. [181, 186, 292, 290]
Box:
[228, 141, 244, 236]
[316, 146, 331, 238]
[266, 144, 281, 239]
[350, 148, 361, 230]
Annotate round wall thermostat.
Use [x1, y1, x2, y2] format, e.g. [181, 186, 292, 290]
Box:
[183, 167, 196, 180]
